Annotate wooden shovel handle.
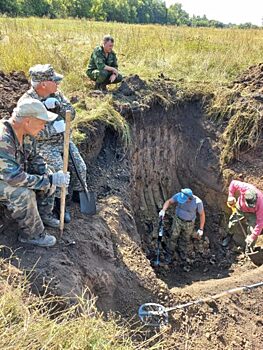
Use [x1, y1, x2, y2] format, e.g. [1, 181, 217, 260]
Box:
[59, 110, 71, 236]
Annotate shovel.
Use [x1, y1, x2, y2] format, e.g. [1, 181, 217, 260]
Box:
[228, 203, 263, 266]
[69, 145, 96, 215]
[60, 110, 71, 237]
[154, 217, 164, 267]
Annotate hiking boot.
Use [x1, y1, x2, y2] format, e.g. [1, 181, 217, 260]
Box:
[54, 198, 71, 224]
[94, 82, 101, 90]
[222, 234, 233, 247]
[41, 214, 60, 228]
[100, 84, 108, 93]
[19, 232, 56, 247]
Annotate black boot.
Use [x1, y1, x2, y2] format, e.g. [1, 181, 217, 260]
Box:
[54, 198, 71, 224]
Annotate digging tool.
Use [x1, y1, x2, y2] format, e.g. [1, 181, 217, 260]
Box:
[69, 145, 96, 215]
[227, 203, 253, 253]
[154, 217, 164, 266]
[59, 110, 71, 237]
[227, 203, 263, 266]
[138, 281, 263, 327]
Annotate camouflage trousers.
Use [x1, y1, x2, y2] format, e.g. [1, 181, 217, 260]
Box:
[37, 140, 87, 198]
[87, 69, 123, 85]
[168, 216, 195, 261]
[228, 207, 257, 246]
[0, 180, 55, 238]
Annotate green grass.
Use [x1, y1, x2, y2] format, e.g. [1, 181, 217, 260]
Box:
[1, 17, 262, 156]
[1, 17, 263, 95]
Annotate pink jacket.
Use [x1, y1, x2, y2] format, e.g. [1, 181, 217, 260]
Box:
[228, 180, 263, 239]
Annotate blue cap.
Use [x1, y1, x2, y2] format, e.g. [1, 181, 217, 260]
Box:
[174, 188, 193, 204]
[181, 188, 193, 198]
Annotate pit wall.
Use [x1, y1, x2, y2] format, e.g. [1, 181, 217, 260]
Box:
[129, 101, 227, 249]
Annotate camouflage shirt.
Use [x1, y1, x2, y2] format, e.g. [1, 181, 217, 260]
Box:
[0, 120, 51, 190]
[87, 46, 118, 72]
[18, 88, 75, 143]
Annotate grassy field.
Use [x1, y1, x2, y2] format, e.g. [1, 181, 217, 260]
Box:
[1, 17, 263, 96]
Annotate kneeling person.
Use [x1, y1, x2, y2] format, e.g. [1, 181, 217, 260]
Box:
[0, 99, 70, 247]
[159, 188, 205, 265]
[225, 180, 263, 247]
[87, 35, 123, 91]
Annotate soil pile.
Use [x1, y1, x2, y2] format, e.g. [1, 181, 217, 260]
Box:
[0, 71, 29, 119]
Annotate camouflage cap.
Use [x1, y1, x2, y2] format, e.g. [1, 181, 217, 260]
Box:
[245, 189, 257, 208]
[14, 98, 58, 122]
[29, 64, 63, 83]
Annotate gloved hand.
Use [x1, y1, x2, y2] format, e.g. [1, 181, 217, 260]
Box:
[52, 170, 70, 187]
[227, 196, 236, 206]
[53, 120, 66, 134]
[44, 97, 60, 110]
[197, 229, 203, 238]
[159, 209, 165, 218]
[245, 234, 254, 247]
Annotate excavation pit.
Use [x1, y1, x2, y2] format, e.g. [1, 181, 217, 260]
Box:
[0, 72, 263, 349]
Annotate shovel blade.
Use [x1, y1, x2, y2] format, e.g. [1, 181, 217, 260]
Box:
[247, 247, 263, 267]
[79, 191, 96, 215]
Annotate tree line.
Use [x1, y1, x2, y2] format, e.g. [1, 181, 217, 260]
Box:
[0, 0, 260, 28]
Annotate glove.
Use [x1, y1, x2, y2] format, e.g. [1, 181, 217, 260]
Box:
[245, 234, 254, 247]
[227, 196, 236, 206]
[52, 170, 70, 187]
[197, 229, 203, 238]
[53, 120, 66, 134]
[44, 97, 60, 110]
[159, 209, 165, 218]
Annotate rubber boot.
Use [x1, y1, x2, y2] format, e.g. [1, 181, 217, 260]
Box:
[54, 197, 71, 224]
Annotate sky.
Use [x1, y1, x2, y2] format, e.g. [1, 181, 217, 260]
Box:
[165, 0, 263, 26]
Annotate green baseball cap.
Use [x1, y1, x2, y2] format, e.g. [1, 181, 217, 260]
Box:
[245, 189, 257, 208]
[29, 64, 63, 83]
[14, 99, 58, 122]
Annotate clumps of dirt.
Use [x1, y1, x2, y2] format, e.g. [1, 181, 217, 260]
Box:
[115, 74, 147, 97]
[0, 71, 29, 119]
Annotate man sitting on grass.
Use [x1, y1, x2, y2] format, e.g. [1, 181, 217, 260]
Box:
[86, 35, 123, 92]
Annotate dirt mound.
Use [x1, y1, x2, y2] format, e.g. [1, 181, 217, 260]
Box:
[233, 62, 263, 92]
[115, 74, 148, 97]
[0, 71, 29, 119]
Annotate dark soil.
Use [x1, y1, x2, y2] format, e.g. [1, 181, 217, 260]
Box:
[0, 70, 262, 349]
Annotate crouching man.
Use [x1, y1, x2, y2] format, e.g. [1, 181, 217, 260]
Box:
[0, 99, 70, 247]
[223, 180, 263, 247]
[86, 35, 123, 92]
[159, 188, 206, 269]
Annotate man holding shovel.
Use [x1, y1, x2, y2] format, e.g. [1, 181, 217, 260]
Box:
[19, 64, 89, 222]
[224, 180, 263, 247]
[0, 99, 70, 247]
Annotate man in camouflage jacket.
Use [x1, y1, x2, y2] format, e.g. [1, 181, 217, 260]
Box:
[87, 35, 123, 91]
[0, 99, 70, 247]
[19, 64, 87, 223]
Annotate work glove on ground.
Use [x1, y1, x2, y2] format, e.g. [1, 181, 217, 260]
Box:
[52, 170, 70, 187]
[44, 97, 60, 110]
[53, 120, 66, 133]
[159, 209, 165, 218]
[245, 234, 254, 247]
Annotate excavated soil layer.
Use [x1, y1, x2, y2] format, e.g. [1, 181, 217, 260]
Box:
[0, 72, 263, 349]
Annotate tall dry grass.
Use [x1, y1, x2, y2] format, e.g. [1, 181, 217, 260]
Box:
[1, 17, 263, 96]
